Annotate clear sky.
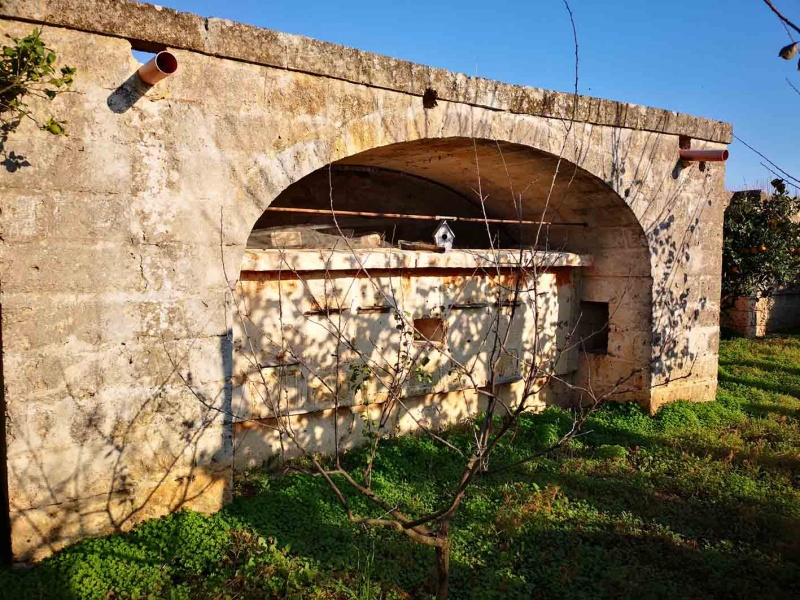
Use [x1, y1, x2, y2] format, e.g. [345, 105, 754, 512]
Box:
[149, 0, 799, 191]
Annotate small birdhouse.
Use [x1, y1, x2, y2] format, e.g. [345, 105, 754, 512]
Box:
[433, 220, 455, 252]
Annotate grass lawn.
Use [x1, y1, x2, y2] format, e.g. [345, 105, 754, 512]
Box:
[2, 333, 800, 599]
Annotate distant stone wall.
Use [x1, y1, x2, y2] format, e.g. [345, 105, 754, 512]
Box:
[721, 290, 800, 338]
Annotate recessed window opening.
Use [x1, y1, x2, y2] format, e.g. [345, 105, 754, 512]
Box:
[576, 301, 609, 355]
[413, 317, 446, 345]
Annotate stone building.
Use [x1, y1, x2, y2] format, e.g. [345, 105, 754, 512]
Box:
[0, 0, 731, 562]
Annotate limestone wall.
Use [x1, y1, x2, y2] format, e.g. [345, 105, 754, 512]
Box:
[0, 0, 731, 560]
[721, 291, 800, 338]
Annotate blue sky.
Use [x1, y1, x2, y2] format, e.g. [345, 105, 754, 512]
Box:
[151, 0, 799, 191]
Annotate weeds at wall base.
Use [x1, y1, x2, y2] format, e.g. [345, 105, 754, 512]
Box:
[1, 334, 799, 599]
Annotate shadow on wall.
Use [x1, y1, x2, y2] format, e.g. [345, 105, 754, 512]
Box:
[6, 333, 234, 561]
[1, 81, 720, 560]
[606, 122, 720, 406]
[107, 73, 153, 114]
[228, 256, 573, 469]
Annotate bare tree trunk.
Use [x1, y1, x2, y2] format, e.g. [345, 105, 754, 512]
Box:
[435, 522, 452, 600]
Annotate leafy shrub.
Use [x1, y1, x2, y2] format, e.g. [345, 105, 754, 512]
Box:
[0, 28, 75, 135]
[722, 179, 800, 300]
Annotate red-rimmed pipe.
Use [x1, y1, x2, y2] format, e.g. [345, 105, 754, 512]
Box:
[137, 51, 178, 85]
[679, 149, 729, 163]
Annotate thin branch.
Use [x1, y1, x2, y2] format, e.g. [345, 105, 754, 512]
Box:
[763, 0, 800, 37]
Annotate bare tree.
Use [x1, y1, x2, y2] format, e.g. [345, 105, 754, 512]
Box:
[226, 224, 626, 599]
[220, 178, 695, 598]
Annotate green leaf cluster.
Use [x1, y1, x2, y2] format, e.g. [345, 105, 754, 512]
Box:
[0, 28, 76, 135]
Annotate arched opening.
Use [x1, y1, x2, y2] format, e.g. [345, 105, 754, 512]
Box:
[231, 138, 652, 470]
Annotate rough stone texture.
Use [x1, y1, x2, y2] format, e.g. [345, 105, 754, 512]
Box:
[232, 250, 585, 468]
[721, 291, 800, 338]
[0, 1, 732, 144]
[0, 1, 731, 560]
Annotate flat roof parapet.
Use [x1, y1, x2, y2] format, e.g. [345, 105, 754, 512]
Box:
[0, 0, 732, 143]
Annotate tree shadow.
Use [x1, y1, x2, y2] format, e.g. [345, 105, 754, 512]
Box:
[503, 525, 799, 600]
[719, 357, 800, 378]
[0, 127, 31, 173]
[719, 372, 800, 400]
[536, 468, 800, 557]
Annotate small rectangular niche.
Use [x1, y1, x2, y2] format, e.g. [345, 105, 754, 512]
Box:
[413, 317, 446, 345]
[576, 301, 609, 355]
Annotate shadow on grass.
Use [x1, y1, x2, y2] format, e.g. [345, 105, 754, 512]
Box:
[221, 461, 800, 600]
[5, 331, 800, 600]
[503, 525, 800, 600]
[532, 469, 800, 558]
[719, 357, 800, 378]
[224, 476, 437, 594]
[739, 400, 800, 419]
[220, 405, 800, 600]
[719, 373, 800, 400]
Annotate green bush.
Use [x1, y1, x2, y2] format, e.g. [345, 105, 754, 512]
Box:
[0, 28, 75, 135]
[722, 179, 800, 300]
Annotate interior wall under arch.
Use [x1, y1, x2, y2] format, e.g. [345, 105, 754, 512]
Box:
[257, 138, 654, 401]
[251, 166, 517, 248]
[233, 138, 654, 469]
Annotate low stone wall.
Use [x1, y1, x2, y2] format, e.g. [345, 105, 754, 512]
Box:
[232, 248, 588, 469]
[721, 289, 800, 338]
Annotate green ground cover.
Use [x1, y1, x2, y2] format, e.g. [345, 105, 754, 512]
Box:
[3, 333, 800, 599]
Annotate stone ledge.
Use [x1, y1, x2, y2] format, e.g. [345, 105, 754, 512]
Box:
[239, 248, 593, 273]
[0, 0, 732, 143]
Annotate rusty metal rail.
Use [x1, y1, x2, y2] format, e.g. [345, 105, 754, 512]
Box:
[264, 206, 587, 227]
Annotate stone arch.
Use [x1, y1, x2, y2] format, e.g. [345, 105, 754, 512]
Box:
[231, 131, 654, 470]
[225, 101, 650, 256]
[246, 102, 656, 390]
